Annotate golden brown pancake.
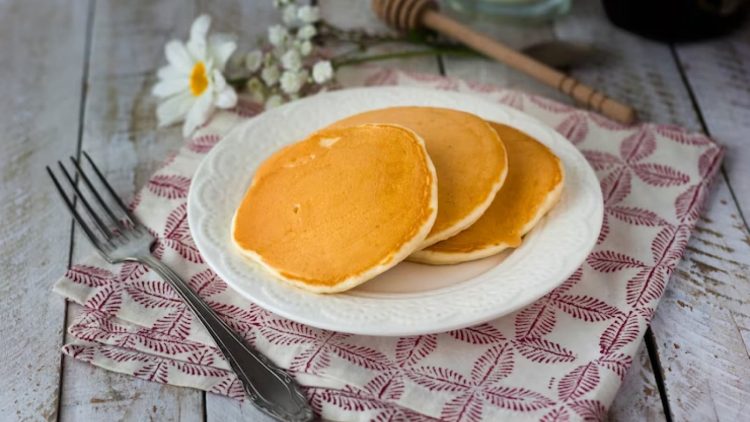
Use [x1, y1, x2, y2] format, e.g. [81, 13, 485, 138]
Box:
[411, 122, 564, 265]
[329, 107, 507, 248]
[232, 124, 438, 293]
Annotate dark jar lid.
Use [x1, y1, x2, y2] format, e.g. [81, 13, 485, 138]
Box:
[602, 0, 748, 42]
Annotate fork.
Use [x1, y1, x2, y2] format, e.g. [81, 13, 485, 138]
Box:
[48, 152, 314, 422]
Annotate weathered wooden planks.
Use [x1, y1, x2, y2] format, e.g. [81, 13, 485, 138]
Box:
[0, 0, 89, 419]
[650, 181, 750, 421]
[608, 342, 667, 422]
[61, 305, 203, 421]
[59, 0, 205, 419]
[674, 25, 750, 217]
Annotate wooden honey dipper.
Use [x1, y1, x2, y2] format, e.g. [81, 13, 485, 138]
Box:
[372, 0, 637, 124]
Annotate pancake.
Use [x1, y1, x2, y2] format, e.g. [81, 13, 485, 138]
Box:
[329, 107, 507, 248]
[411, 122, 564, 265]
[232, 124, 438, 293]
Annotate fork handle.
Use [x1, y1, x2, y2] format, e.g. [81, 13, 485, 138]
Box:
[139, 255, 314, 422]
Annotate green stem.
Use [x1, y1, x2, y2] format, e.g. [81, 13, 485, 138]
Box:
[333, 48, 477, 68]
[227, 77, 248, 90]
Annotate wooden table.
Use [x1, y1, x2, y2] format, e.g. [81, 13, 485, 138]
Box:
[1, 0, 748, 420]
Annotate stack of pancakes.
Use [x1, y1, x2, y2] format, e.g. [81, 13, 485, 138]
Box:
[232, 107, 564, 293]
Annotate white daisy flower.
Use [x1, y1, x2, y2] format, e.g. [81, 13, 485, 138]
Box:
[261, 63, 281, 86]
[280, 69, 307, 94]
[280, 49, 302, 71]
[245, 50, 263, 72]
[297, 5, 320, 24]
[268, 24, 288, 47]
[152, 14, 238, 137]
[297, 24, 316, 40]
[312, 60, 333, 84]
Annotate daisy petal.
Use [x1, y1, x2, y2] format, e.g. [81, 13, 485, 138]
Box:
[211, 71, 237, 108]
[165, 41, 194, 72]
[156, 92, 194, 127]
[157, 64, 187, 80]
[215, 86, 237, 108]
[187, 14, 211, 60]
[208, 33, 237, 71]
[152, 77, 189, 97]
[183, 92, 214, 136]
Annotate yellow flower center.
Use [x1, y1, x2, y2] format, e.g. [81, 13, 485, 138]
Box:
[189, 61, 209, 96]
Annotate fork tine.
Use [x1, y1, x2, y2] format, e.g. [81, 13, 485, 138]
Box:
[70, 156, 124, 229]
[82, 151, 139, 225]
[57, 161, 114, 239]
[47, 166, 103, 250]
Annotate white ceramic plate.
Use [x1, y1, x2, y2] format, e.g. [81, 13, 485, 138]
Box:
[188, 86, 603, 336]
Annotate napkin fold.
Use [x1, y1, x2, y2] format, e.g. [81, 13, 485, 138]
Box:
[54, 68, 722, 421]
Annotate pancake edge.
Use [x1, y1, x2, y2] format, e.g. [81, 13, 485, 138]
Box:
[414, 119, 509, 250]
[231, 123, 439, 293]
[409, 157, 565, 265]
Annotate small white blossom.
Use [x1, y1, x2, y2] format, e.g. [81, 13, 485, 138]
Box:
[261, 64, 281, 86]
[298, 40, 313, 56]
[282, 4, 299, 26]
[280, 49, 302, 71]
[312, 60, 333, 84]
[245, 50, 263, 72]
[268, 25, 288, 47]
[297, 24, 316, 40]
[280, 69, 307, 94]
[266, 94, 283, 109]
[297, 5, 320, 24]
[246, 77, 265, 102]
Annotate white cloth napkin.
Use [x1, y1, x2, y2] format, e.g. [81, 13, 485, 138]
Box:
[54, 68, 722, 421]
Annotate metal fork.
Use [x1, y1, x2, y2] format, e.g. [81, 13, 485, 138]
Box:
[48, 152, 313, 422]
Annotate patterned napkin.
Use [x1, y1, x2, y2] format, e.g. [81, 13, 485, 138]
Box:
[54, 68, 722, 421]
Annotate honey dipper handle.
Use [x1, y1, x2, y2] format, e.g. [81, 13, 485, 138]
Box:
[422, 11, 637, 124]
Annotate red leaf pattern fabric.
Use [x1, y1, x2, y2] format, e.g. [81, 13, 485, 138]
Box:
[558, 363, 600, 401]
[513, 338, 576, 364]
[187, 134, 221, 154]
[449, 323, 506, 345]
[66, 265, 114, 287]
[555, 113, 589, 144]
[586, 251, 645, 273]
[515, 302, 557, 340]
[147, 174, 191, 199]
[52, 68, 724, 421]
[620, 128, 656, 163]
[631, 163, 690, 187]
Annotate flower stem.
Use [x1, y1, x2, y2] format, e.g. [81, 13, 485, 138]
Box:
[333, 48, 478, 68]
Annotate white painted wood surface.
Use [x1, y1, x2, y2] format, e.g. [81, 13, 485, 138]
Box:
[1, 0, 748, 420]
[60, 0, 205, 419]
[0, 0, 89, 420]
[675, 24, 750, 218]
[651, 181, 750, 421]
